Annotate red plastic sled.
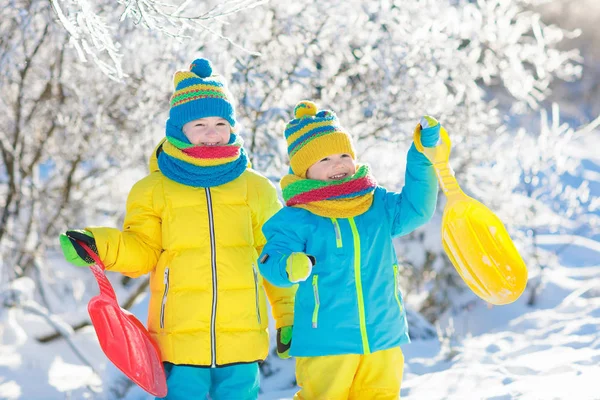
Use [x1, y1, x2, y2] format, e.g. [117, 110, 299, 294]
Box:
[78, 241, 167, 397]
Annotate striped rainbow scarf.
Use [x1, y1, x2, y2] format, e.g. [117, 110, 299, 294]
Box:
[280, 165, 377, 218]
[157, 121, 248, 187]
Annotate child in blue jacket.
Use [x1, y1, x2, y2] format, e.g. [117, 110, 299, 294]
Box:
[258, 100, 440, 399]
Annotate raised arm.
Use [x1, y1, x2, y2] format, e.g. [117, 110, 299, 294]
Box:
[384, 117, 440, 237]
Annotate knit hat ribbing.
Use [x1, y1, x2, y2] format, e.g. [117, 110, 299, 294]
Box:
[285, 100, 356, 177]
[169, 58, 236, 130]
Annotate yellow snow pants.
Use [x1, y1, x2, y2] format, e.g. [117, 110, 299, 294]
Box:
[294, 347, 404, 400]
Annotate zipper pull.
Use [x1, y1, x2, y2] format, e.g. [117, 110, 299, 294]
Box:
[164, 268, 169, 284]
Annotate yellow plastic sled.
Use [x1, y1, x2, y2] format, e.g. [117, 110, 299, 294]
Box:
[414, 123, 527, 305]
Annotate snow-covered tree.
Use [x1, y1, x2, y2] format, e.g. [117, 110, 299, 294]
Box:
[0, 1, 179, 304]
[0, 0, 587, 345]
[204, 0, 583, 319]
[3, 0, 599, 397]
[535, 0, 600, 120]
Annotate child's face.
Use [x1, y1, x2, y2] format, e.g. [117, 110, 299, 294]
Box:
[306, 153, 356, 181]
[182, 117, 231, 146]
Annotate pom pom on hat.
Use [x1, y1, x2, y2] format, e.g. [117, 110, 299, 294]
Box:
[189, 58, 213, 78]
[294, 101, 318, 119]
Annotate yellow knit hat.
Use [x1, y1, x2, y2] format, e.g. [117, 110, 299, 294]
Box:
[285, 100, 356, 177]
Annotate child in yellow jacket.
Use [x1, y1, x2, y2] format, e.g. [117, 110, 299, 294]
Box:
[59, 59, 296, 400]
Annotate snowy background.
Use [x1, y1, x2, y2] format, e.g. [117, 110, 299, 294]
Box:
[1, 0, 599, 399]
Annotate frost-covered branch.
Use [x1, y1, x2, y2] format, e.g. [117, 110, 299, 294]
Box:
[48, 0, 267, 77]
[50, 0, 123, 79]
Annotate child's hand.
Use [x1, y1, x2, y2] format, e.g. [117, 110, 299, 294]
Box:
[285, 252, 315, 283]
[419, 116, 441, 147]
[276, 325, 293, 359]
[59, 230, 98, 267]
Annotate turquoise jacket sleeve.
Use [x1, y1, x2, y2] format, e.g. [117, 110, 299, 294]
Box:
[384, 140, 439, 238]
[258, 208, 307, 288]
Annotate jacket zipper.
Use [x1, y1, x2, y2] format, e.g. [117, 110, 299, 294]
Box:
[312, 275, 320, 328]
[252, 263, 261, 325]
[349, 217, 370, 354]
[205, 187, 218, 368]
[160, 267, 170, 330]
[393, 264, 404, 313]
[330, 218, 343, 248]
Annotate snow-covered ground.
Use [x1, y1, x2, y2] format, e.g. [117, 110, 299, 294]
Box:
[258, 264, 600, 400]
[401, 265, 600, 400]
[2, 256, 599, 400]
[1, 136, 598, 400]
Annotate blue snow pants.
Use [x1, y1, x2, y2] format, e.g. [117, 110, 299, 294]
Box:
[156, 362, 260, 400]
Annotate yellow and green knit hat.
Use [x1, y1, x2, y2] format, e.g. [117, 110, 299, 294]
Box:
[169, 58, 236, 130]
[285, 100, 356, 177]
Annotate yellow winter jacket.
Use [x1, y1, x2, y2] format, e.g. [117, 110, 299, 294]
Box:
[87, 143, 296, 366]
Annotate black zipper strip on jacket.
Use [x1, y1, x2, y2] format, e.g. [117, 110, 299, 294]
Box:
[205, 187, 218, 367]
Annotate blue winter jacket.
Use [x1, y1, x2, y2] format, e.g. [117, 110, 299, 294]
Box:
[259, 143, 438, 357]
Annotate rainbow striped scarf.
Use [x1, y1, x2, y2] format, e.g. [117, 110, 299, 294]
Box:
[157, 121, 248, 187]
[281, 165, 377, 218]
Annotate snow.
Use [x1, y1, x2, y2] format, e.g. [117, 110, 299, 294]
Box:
[1, 119, 598, 400]
[1, 186, 599, 400]
[256, 262, 600, 400]
[0, 306, 104, 399]
[402, 265, 600, 400]
[1, 1, 599, 397]
[1, 121, 598, 400]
